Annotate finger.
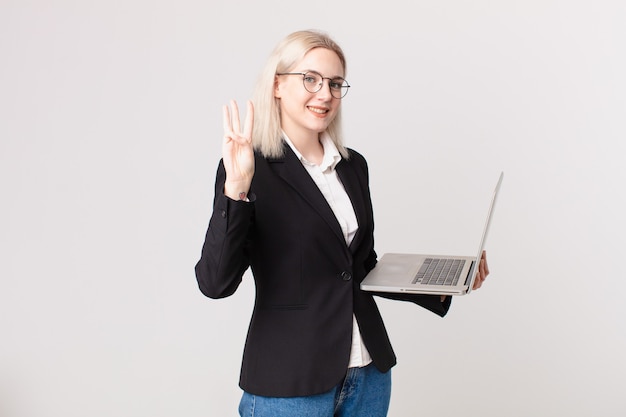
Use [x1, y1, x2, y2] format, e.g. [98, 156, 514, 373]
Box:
[481, 250, 490, 277]
[476, 269, 485, 288]
[484, 252, 490, 277]
[230, 100, 241, 135]
[243, 100, 254, 140]
[223, 104, 233, 139]
[479, 260, 486, 282]
[473, 259, 486, 290]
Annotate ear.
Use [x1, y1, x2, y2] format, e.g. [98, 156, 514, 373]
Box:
[273, 75, 282, 99]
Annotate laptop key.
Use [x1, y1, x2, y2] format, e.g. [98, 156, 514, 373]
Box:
[413, 258, 465, 285]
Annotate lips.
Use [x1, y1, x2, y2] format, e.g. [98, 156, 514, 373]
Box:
[307, 106, 329, 114]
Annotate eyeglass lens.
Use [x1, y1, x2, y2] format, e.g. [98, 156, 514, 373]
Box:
[302, 72, 349, 98]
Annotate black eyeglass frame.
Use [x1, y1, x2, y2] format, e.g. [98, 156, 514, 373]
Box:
[276, 71, 350, 99]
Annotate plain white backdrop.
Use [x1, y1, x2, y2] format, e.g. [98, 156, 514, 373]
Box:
[1, 1, 625, 416]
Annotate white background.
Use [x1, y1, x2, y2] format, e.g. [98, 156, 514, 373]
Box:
[1, 1, 625, 416]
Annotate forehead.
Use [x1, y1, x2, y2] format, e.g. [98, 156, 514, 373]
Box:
[293, 47, 344, 77]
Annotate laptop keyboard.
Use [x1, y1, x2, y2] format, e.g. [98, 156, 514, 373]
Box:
[412, 258, 466, 286]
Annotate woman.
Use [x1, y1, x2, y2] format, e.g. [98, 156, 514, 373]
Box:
[195, 29, 490, 417]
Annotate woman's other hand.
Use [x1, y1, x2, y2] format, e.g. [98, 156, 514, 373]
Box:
[472, 250, 490, 290]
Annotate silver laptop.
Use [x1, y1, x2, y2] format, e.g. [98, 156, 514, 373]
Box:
[360, 172, 503, 296]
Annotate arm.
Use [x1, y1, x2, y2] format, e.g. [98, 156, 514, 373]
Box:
[195, 161, 255, 299]
[195, 100, 256, 298]
[375, 291, 452, 317]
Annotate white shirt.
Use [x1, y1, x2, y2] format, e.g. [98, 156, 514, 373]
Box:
[283, 132, 373, 368]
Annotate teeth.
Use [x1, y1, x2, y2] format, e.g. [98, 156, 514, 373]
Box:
[308, 107, 328, 114]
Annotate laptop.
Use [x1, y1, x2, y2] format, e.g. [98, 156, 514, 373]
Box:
[360, 172, 503, 296]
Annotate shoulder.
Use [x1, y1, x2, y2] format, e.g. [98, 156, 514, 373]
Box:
[346, 147, 366, 162]
[343, 148, 370, 174]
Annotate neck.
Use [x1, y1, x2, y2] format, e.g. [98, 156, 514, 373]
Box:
[285, 130, 324, 165]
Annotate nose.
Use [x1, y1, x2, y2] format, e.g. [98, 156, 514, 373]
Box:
[315, 78, 333, 99]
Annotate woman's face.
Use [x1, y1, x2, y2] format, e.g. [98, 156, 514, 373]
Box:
[275, 47, 344, 141]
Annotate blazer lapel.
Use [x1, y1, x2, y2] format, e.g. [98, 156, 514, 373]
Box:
[335, 157, 368, 253]
[268, 146, 347, 247]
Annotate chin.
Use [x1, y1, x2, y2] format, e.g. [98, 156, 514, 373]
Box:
[308, 120, 333, 133]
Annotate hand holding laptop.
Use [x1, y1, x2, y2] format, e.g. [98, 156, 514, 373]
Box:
[473, 250, 490, 290]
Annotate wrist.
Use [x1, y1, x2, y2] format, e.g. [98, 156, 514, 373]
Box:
[224, 180, 251, 201]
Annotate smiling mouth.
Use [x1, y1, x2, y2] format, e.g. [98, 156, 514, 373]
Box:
[308, 106, 329, 114]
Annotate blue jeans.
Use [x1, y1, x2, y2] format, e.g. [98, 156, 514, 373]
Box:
[238, 363, 391, 417]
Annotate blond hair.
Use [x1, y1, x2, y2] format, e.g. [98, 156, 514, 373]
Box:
[251, 30, 349, 159]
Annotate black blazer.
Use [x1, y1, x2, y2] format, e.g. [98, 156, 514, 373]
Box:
[195, 144, 451, 397]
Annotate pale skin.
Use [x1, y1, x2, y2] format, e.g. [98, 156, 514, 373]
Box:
[220, 48, 490, 300]
[473, 251, 490, 290]
[222, 99, 254, 201]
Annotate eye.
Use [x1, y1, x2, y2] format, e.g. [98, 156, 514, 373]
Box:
[329, 79, 345, 90]
[303, 75, 317, 84]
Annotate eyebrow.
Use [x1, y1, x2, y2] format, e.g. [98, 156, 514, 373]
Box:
[301, 69, 345, 79]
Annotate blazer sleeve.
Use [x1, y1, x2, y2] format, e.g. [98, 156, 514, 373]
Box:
[373, 291, 452, 317]
[194, 160, 254, 299]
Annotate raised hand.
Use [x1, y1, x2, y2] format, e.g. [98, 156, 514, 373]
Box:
[222, 100, 254, 200]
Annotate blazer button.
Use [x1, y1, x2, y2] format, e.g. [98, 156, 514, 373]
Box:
[340, 271, 352, 281]
[221, 210, 226, 218]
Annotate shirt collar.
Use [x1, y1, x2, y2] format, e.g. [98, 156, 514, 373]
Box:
[282, 131, 342, 171]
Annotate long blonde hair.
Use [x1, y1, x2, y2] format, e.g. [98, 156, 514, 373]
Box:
[251, 30, 349, 159]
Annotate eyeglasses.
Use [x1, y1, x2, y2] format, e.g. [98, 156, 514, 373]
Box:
[277, 71, 350, 99]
